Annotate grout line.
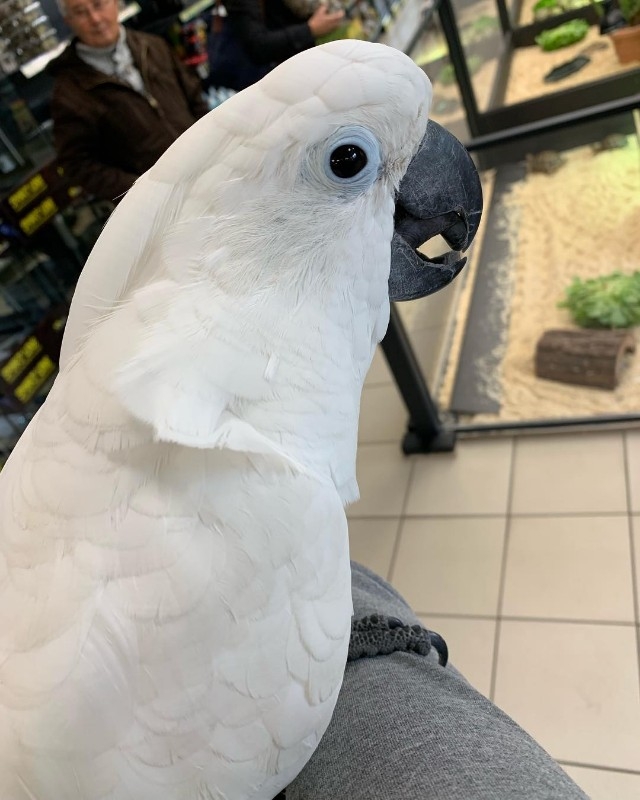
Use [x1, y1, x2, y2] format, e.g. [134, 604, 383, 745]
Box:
[348, 510, 631, 520]
[414, 610, 637, 628]
[386, 517, 405, 584]
[386, 459, 418, 583]
[417, 612, 498, 621]
[500, 616, 638, 627]
[622, 433, 640, 698]
[558, 759, 640, 777]
[489, 437, 516, 701]
[414, 612, 637, 627]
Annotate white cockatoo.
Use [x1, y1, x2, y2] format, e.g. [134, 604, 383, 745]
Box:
[0, 40, 481, 800]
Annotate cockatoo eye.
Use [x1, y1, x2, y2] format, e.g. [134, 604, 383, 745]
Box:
[330, 145, 368, 179]
[316, 126, 381, 193]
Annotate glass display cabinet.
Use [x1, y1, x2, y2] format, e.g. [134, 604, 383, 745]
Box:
[371, 0, 640, 450]
[410, 0, 639, 140]
[385, 105, 640, 452]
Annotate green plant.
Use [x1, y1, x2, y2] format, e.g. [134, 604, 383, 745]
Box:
[533, 0, 563, 20]
[533, 0, 594, 20]
[619, 0, 640, 24]
[559, 272, 640, 328]
[535, 18, 589, 49]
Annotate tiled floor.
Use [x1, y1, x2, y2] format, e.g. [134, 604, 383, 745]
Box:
[351, 344, 640, 800]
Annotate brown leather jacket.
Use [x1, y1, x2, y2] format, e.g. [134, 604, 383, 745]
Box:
[49, 28, 209, 202]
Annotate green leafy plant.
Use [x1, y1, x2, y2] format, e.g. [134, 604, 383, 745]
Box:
[559, 272, 640, 328]
[534, 0, 594, 20]
[535, 18, 589, 49]
[619, 0, 640, 24]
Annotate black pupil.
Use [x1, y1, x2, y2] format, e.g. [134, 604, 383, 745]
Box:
[330, 145, 368, 179]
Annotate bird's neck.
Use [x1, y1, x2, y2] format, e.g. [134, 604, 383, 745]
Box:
[231, 289, 388, 503]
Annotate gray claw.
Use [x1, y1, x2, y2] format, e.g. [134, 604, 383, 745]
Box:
[348, 614, 448, 666]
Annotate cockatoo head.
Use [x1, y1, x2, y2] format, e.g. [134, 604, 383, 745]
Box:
[140, 39, 480, 305]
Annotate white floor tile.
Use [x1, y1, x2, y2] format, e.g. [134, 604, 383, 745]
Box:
[349, 443, 413, 518]
[502, 515, 635, 622]
[348, 518, 400, 580]
[392, 516, 506, 615]
[511, 433, 627, 515]
[420, 614, 496, 697]
[494, 620, 640, 771]
[364, 347, 393, 387]
[626, 430, 640, 513]
[406, 437, 513, 516]
[358, 384, 407, 444]
[632, 515, 640, 621]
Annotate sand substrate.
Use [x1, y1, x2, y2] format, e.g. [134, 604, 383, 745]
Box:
[439, 131, 640, 424]
[506, 25, 640, 106]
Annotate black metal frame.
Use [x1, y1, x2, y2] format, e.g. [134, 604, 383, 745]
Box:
[436, 0, 640, 139]
[381, 305, 456, 453]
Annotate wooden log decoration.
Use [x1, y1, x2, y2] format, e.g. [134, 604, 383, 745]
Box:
[535, 329, 636, 391]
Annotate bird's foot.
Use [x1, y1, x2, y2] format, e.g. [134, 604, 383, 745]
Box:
[348, 614, 448, 666]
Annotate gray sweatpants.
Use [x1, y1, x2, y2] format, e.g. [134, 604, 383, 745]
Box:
[287, 562, 589, 800]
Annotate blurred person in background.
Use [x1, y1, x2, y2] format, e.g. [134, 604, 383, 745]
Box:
[221, 0, 344, 85]
[50, 0, 208, 203]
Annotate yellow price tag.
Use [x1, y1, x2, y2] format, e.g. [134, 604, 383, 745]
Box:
[13, 355, 56, 404]
[8, 173, 47, 213]
[19, 196, 58, 235]
[0, 336, 42, 384]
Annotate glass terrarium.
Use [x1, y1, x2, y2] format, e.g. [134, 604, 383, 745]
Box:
[386, 105, 640, 450]
[421, 0, 639, 138]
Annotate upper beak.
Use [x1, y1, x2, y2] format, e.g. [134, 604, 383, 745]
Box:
[389, 120, 483, 302]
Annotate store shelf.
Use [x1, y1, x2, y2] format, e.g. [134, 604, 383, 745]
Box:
[179, 0, 215, 23]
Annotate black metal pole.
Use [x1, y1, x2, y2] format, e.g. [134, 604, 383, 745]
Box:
[494, 0, 512, 35]
[437, 0, 482, 138]
[380, 304, 456, 454]
[464, 93, 640, 153]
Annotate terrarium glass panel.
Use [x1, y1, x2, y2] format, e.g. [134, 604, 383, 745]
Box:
[505, 25, 639, 106]
[406, 14, 470, 142]
[436, 111, 640, 426]
[448, 0, 503, 111]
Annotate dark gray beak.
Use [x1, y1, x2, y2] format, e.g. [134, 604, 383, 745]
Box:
[389, 120, 483, 302]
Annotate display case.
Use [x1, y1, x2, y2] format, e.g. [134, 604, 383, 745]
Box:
[386, 105, 640, 452]
[409, 0, 640, 140]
